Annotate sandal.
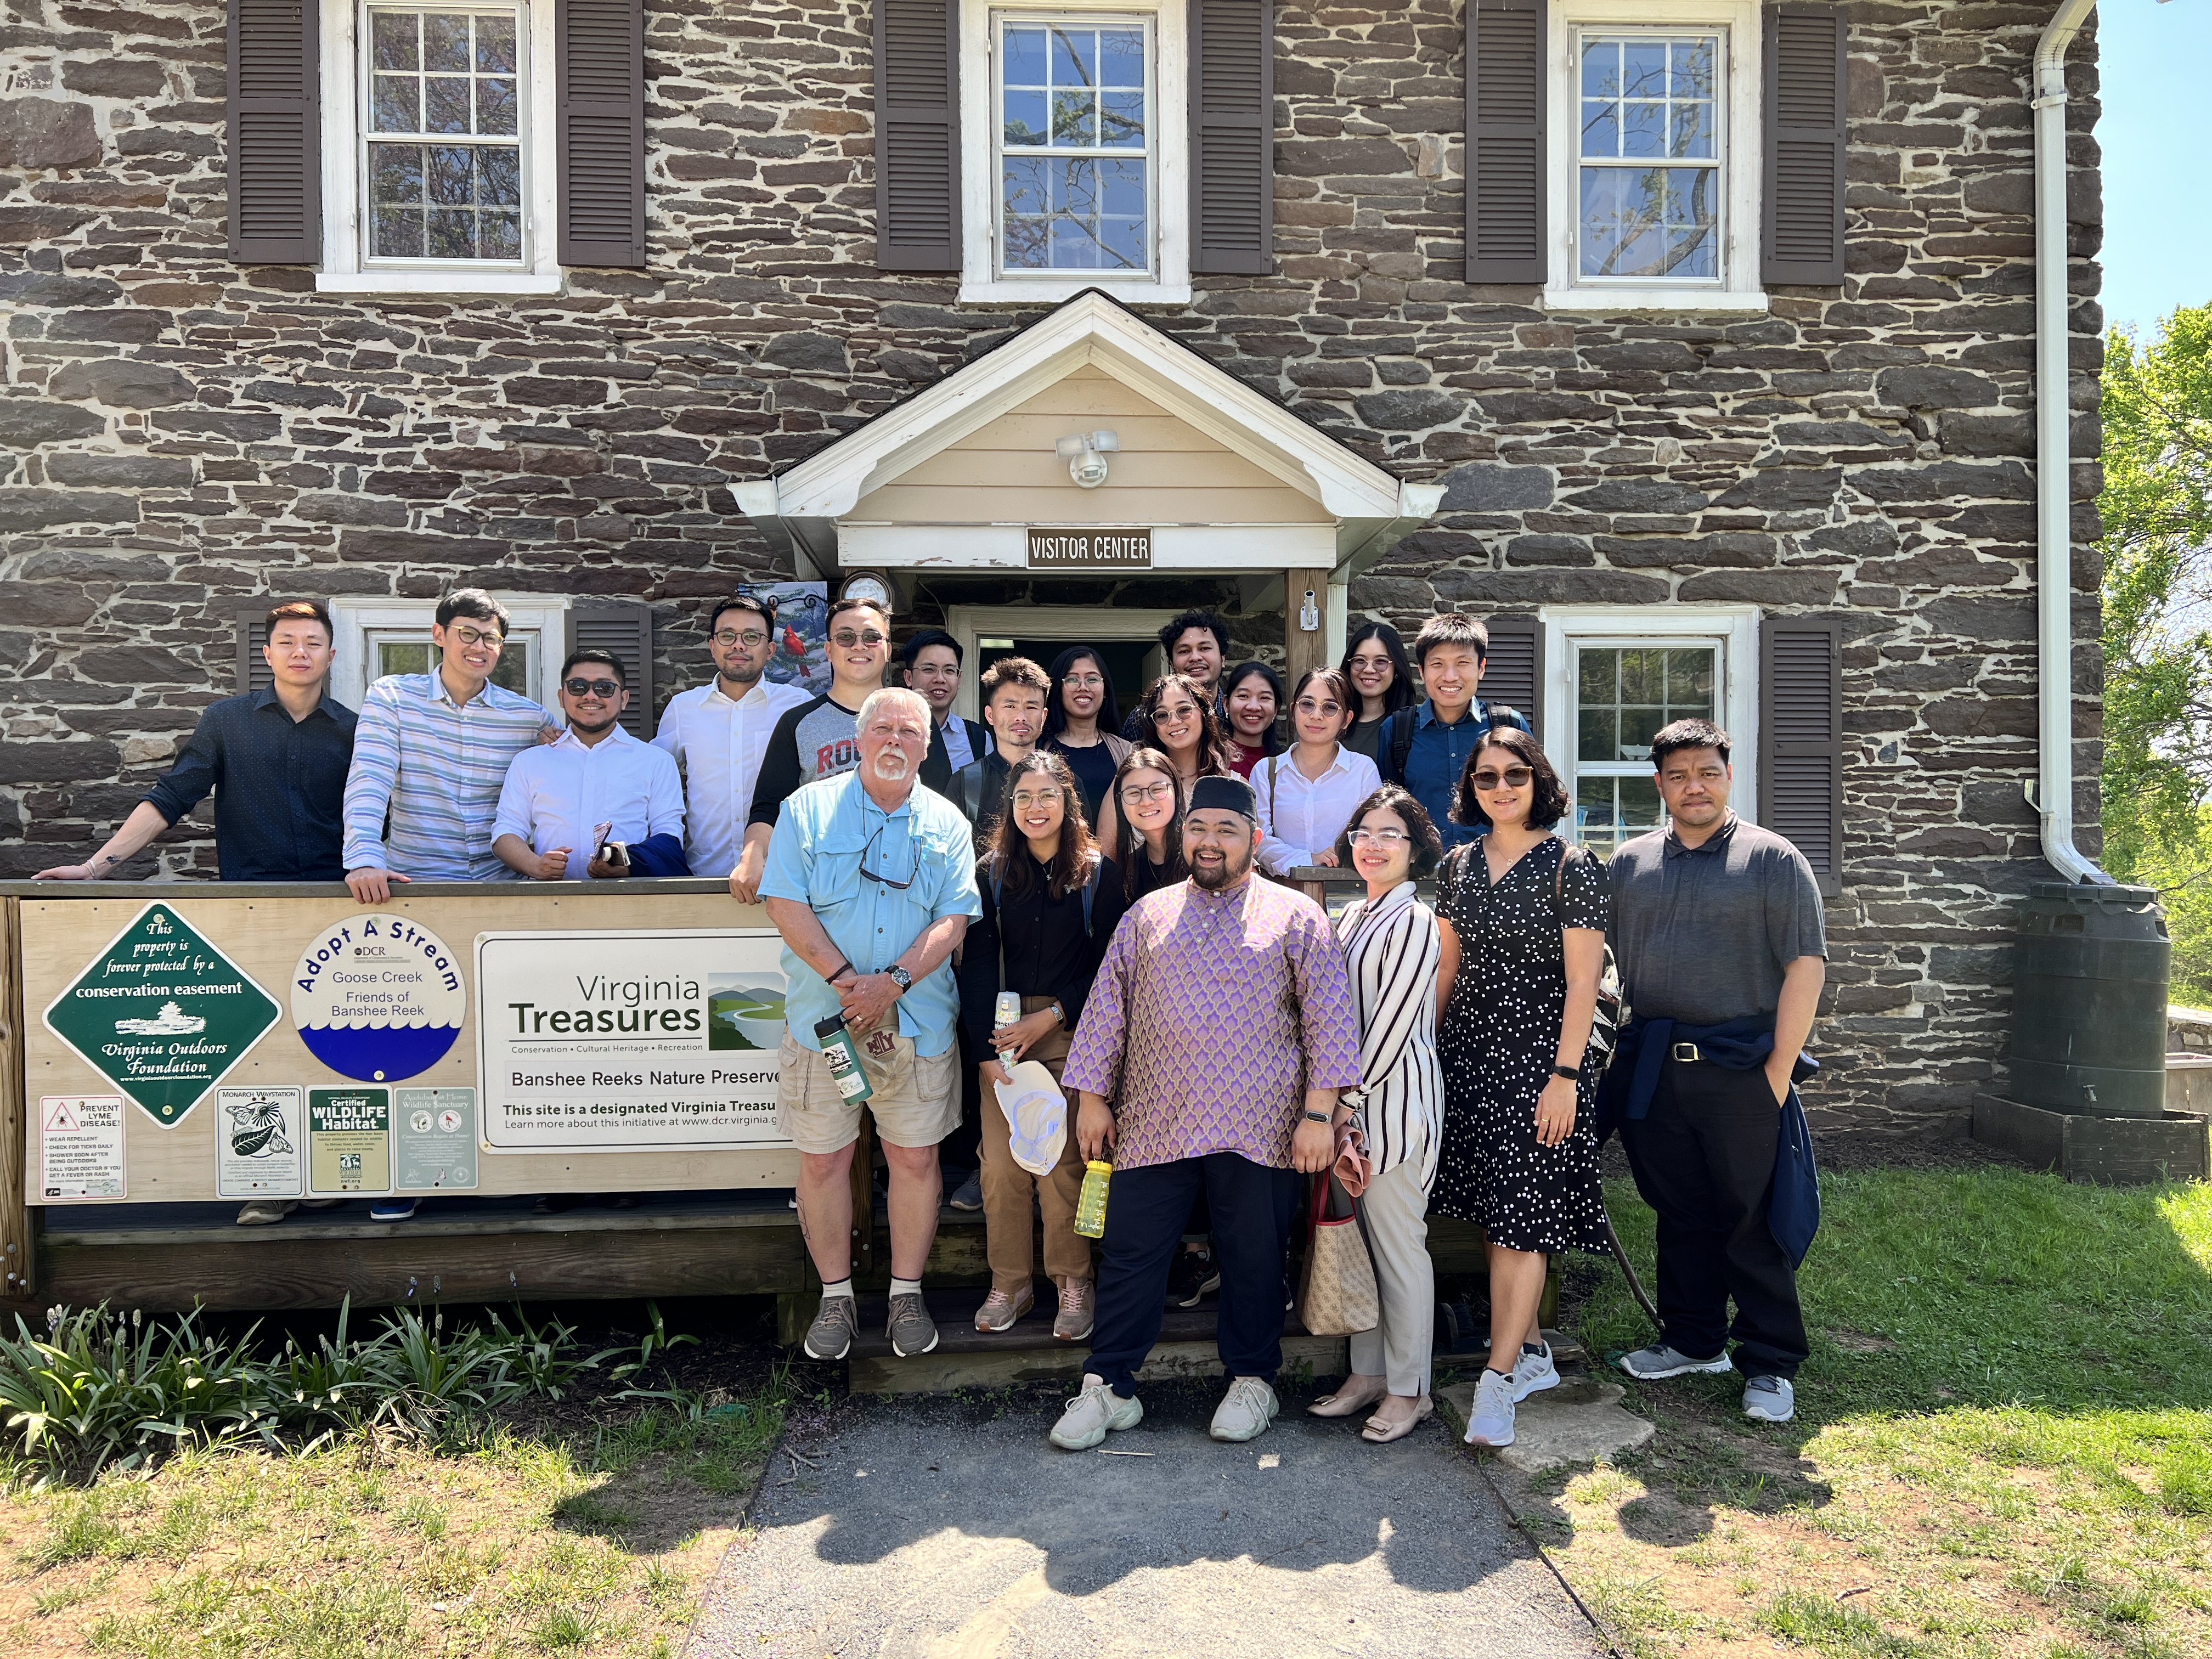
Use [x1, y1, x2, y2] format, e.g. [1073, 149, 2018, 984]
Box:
[1360, 1396, 1435, 1444]
[1308, 1379, 1390, 1418]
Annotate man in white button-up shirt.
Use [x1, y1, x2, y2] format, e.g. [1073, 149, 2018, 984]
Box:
[652, 592, 814, 879]
[493, 650, 685, 880]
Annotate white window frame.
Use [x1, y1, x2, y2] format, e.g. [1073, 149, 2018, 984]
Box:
[316, 0, 563, 296]
[1537, 605, 1760, 844]
[1543, 0, 1766, 314]
[330, 594, 574, 710]
[960, 0, 1191, 306]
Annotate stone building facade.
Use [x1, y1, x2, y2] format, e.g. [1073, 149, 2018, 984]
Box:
[0, 0, 2103, 1139]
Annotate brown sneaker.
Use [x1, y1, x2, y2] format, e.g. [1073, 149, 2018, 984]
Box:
[1053, 1277, 1096, 1342]
[802, 1294, 857, 1361]
[974, 1284, 1034, 1332]
[887, 1291, 940, 1357]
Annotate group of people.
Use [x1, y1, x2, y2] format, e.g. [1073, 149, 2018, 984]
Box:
[35, 589, 1829, 1449]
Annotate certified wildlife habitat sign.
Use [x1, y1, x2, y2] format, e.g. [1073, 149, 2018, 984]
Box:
[43, 903, 281, 1127]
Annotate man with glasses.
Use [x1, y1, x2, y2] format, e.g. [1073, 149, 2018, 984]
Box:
[653, 592, 812, 885]
[1053, 774, 1362, 1450]
[759, 688, 981, 1364]
[737, 596, 893, 902]
[493, 650, 687, 882]
[950, 656, 1049, 846]
[902, 629, 990, 796]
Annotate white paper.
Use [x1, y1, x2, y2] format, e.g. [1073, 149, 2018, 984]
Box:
[216, 1086, 306, 1198]
[40, 1095, 126, 1201]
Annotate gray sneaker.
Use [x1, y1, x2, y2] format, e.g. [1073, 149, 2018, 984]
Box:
[1462, 1367, 1516, 1447]
[1051, 1378, 1143, 1449]
[1509, 1340, 1559, 1402]
[1618, 1343, 1734, 1380]
[887, 1291, 940, 1357]
[1209, 1376, 1279, 1442]
[1743, 1374, 1796, 1423]
[803, 1294, 857, 1361]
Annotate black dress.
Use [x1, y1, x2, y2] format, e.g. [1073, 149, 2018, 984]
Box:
[1432, 834, 1611, 1254]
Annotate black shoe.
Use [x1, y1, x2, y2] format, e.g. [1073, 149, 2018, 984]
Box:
[1165, 1246, 1217, 1308]
[605, 1193, 639, 1210]
[532, 1193, 579, 1216]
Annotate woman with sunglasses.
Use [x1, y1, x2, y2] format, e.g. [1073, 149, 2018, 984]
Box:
[957, 751, 1127, 1340]
[1254, 666, 1380, 878]
[1043, 646, 1132, 827]
[1307, 784, 1448, 1443]
[1431, 727, 1611, 1452]
[1339, 622, 1415, 763]
[1098, 675, 1229, 857]
[1221, 661, 1285, 778]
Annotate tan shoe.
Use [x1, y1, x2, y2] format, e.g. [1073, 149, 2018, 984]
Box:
[1053, 1277, 1095, 1342]
[974, 1284, 1034, 1332]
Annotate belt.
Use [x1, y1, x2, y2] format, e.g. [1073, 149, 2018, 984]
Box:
[1669, 1042, 1707, 1063]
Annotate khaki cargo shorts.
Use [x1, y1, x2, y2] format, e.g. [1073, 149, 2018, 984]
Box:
[777, 1029, 961, 1154]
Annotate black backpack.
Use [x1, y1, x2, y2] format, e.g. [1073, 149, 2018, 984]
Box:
[1383, 698, 1531, 785]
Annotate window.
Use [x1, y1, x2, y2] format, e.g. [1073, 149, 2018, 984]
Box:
[365, 629, 538, 698]
[996, 16, 1154, 276]
[364, 4, 527, 263]
[330, 595, 573, 710]
[957, 0, 1190, 304]
[1537, 606, 1759, 856]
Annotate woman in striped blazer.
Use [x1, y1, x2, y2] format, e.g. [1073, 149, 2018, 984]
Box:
[1308, 784, 1452, 1443]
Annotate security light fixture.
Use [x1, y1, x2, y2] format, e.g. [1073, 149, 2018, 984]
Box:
[1055, 430, 1120, 489]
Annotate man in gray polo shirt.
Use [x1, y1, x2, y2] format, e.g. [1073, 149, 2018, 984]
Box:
[1605, 718, 1826, 1424]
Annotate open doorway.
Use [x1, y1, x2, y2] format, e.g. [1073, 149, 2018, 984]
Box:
[945, 606, 1182, 723]
[975, 636, 1153, 722]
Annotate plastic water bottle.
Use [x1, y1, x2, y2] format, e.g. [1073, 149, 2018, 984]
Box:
[1074, 1160, 1111, 1238]
[814, 1014, 874, 1103]
[994, 991, 1023, 1067]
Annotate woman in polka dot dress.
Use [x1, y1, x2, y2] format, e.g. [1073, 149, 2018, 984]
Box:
[1431, 726, 1611, 1449]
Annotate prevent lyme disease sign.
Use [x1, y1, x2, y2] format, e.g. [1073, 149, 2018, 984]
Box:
[43, 903, 281, 1127]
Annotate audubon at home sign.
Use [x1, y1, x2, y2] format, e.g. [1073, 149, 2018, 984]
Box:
[475, 929, 789, 1151]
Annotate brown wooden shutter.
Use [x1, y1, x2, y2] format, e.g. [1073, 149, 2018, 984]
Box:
[1762, 5, 1846, 286]
[227, 0, 320, 263]
[557, 0, 647, 267]
[1465, 0, 1546, 284]
[567, 604, 655, 737]
[1759, 614, 1843, 896]
[1189, 0, 1274, 275]
[874, 0, 961, 271]
[1480, 614, 1543, 743]
[235, 606, 276, 694]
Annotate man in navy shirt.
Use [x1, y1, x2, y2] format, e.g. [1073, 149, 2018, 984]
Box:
[36, 600, 357, 883]
[1376, 612, 1532, 850]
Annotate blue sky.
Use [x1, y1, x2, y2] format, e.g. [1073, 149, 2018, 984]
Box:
[2098, 2, 2209, 338]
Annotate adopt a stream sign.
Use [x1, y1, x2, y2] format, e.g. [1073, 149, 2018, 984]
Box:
[42, 902, 281, 1127]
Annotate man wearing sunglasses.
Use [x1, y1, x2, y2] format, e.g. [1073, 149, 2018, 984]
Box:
[493, 649, 687, 882]
[653, 592, 813, 884]
[735, 596, 892, 902]
[760, 687, 982, 1365]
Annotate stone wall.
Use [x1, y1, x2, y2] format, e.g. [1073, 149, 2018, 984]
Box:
[0, 0, 2103, 1138]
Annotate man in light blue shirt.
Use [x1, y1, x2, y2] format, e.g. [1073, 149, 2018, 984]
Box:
[760, 687, 981, 1365]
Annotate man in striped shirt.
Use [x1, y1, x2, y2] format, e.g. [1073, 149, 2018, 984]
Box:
[343, 589, 555, 903]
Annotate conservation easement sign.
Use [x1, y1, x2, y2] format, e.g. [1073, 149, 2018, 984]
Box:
[475, 929, 791, 1152]
[42, 903, 281, 1127]
[1026, 527, 1152, 568]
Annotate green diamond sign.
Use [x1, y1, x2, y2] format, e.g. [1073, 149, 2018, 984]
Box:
[43, 902, 281, 1127]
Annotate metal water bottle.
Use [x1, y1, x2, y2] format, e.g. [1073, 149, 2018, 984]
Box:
[814, 1013, 874, 1103]
[1074, 1160, 1111, 1238]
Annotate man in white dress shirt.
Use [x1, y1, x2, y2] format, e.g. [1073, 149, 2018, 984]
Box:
[652, 592, 812, 879]
[493, 650, 686, 881]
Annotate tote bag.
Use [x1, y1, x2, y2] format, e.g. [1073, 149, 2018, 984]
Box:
[1297, 1173, 1379, 1337]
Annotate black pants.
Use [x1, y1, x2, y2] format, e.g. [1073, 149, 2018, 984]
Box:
[1620, 1057, 1809, 1379]
[940, 1024, 983, 1174]
[1087, 1153, 1300, 1397]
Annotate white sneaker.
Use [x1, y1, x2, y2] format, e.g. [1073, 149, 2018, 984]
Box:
[1462, 1368, 1516, 1447]
[1209, 1376, 1279, 1442]
[1743, 1374, 1796, 1423]
[1509, 1341, 1559, 1402]
[1050, 1377, 1143, 1450]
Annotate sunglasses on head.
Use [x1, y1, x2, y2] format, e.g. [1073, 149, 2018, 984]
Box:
[565, 677, 622, 698]
[1471, 766, 1534, 789]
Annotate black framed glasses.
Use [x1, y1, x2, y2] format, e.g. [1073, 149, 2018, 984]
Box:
[712, 629, 768, 648]
[859, 823, 917, 890]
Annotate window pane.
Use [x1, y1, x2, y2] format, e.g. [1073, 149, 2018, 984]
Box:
[482, 210, 522, 259]
[1665, 647, 1715, 713]
[1003, 89, 1047, 146]
[490, 639, 531, 696]
[378, 640, 432, 678]
[1052, 27, 1096, 84]
[1622, 100, 1664, 158]
[1100, 28, 1143, 84]
[481, 146, 521, 206]
[1004, 25, 1047, 84]
[1622, 38, 1667, 97]
[1581, 36, 1618, 97]
[1579, 165, 1718, 280]
[1578, 647, 1617, 704]
[373, 75, 418, 132]
[477, 13, 516, 72]
[478, 76, 517, 136]
[1577, 707, 1615, 764]
[424, 12, 470, 71]
[426, 75, 472, 133]
[427, 145, 474, 205]
[1581, 100, 1619, 157]
[1101, 89, 1144, 147]
[373, 12, 419, 71]
[1575, 643, 1718, 767]
[1052, 88, 1096, 145]
[1672, 37, 1714, 98]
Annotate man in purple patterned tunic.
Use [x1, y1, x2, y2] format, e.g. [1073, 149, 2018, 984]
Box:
[1050, 774, 1363, 1449]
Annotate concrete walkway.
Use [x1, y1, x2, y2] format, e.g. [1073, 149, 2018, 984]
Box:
[689, 1381, 1604, 1659]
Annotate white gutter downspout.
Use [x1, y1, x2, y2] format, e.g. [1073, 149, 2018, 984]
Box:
[2031, 0, 2115, 883]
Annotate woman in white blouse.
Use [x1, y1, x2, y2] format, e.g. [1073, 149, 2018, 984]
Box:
[1254, 667, 1382, 877]
[1310, 783, 1453, 1443]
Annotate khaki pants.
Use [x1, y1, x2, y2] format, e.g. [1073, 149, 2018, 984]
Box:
[1350, 1134, 1435, 1397]
[980, 995, 1093, 1295]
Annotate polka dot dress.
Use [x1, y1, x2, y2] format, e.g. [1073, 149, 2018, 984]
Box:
[1431, 834, 1612, 1255]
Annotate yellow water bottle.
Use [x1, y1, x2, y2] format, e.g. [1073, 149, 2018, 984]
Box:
[1074, 1160, 1111, 1238]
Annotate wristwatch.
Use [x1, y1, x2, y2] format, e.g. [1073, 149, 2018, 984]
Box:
[1551, 1063, 1582, 1081]
[887, 965, 913, 994]
[1303, 1110, 1333, 1125]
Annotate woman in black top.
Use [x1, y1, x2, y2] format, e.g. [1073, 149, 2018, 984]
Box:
[1431, 726, 1610, 1452]
[1098, 745, 1187, 902]
[1340, 621, 1415, 763]
[958, 750, 1127, 1341]
[1043, 646, 1132, 826]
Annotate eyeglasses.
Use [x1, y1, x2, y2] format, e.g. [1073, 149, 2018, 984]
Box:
[446, 625, 504, 650]
[1348, 827, 1411, 848]
[1063, 674, 1105, 690]
[565, 678, 622, 698]
[859, 824, 916, 890]
[1295, 699, 1345, 718]
[1011, 788, 1064, 809]
[832, 628, 888, 649]
[1470, 766, 1534, 790]
[1120, 781, 1175, 804]
[712, 629, 768, 648]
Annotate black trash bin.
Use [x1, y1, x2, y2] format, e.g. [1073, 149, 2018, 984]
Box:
[2005, 882, 2171, 1118]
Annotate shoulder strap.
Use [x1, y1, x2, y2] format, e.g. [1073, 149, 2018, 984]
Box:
[1483, 700, 1530, 734]
[959, 764, 984, 822]
[1387, 707, 1416, 781]
[1081, 854, 1100, 936]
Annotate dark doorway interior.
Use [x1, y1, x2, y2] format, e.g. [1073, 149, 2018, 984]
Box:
[977, 636, 1153, 724]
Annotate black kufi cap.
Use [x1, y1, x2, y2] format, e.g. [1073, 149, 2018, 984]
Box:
[1187, 774, 1259, 822]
